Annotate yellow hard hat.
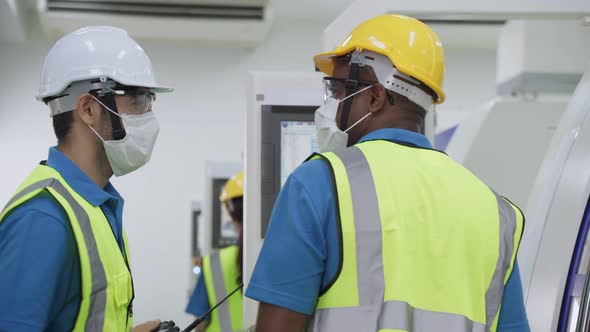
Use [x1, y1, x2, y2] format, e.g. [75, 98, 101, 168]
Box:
[219, 171, 244, 202]
[313, 14, 446, 104]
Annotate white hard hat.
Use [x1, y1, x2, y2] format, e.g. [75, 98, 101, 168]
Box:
[36, 26, 172, 111]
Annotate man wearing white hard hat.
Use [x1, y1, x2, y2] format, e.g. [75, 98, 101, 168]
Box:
[0, 26, 172, 331]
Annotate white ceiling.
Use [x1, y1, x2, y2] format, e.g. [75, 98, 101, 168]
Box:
[429, 24, 502, 51]
[3, 0, 585, 51]
[269, 0, 503, 50]
[321, 0, 590, 52]
[270, 0, 355, 21]
[0, 0, 353, 45]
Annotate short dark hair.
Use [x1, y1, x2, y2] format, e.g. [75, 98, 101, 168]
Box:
[52, 111, 74, 144]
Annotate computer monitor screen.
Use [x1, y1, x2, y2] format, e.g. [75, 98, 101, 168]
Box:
[280, 121, 319, 187]
[261, 105, 319, 237]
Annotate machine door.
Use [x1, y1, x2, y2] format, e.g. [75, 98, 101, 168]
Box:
[559, 197, 590, 331]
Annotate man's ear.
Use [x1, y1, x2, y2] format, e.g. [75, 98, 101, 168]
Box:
[368, 85, 387, 114]
[76, 93, 99, 126]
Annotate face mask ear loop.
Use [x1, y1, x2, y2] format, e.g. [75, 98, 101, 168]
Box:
[344, 111, 373, 134]
[87, 123, 106, 143]
[339, 83, 375, 134]
[340, 84, 374, 103]
[92, 94, 126, 140]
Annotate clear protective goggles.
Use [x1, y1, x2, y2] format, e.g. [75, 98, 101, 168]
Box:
[323, 76, 377, 103]
[115, 88, 156, 114]
[91, 87, 156, 114]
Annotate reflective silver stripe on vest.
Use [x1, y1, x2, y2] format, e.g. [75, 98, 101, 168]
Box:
[209, 252, 233, 332]
[310, 146, 518, 332]
[2, 178, 55, 212]
[1, 178, 108, 331]
[485, 193, 518, 330]
[335, 146, 384, 306]
[312, 300, 486, 332]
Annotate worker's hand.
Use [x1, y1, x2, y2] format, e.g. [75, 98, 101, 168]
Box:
[132, 319, 161, 332]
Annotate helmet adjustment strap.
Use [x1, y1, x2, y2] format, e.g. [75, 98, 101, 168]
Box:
[340, 52, 365, 130]
[97, 78, 126, 140]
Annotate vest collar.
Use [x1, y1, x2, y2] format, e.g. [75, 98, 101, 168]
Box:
[358, 128, 432, 149]
[46, 147, 123, 207]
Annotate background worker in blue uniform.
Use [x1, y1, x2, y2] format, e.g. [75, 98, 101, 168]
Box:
[0, 27, 172, 331]
[245, 15, 530, 332]
[186, 171, 244, 332]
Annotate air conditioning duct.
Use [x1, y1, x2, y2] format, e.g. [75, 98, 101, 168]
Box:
[38, 0, 273, 47]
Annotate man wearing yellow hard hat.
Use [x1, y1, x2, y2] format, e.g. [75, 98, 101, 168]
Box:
[187, 171, 244, 332]
[246, 15, 530, 331]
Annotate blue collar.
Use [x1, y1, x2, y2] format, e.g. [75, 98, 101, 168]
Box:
[358, 128, 433, 149]
[46, 147, 123, 207]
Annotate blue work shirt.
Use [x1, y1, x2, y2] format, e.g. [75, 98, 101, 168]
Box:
[0, 147, 125, 332]
[246, 128, 530, 331]
[186, 246, 242, 319]
[186, 273, 211, 320]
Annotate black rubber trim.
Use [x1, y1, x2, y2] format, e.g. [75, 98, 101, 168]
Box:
[42, 93, 68, 104]
[305, 153, 345, 296]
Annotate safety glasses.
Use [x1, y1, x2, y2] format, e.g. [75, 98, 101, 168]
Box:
[120, 89, 156, 114]
[323, 76, 376, 103]
[91, 87, 156, 114]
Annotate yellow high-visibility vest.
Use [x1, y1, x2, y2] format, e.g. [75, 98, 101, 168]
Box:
[202, 245, 243, 332]
[307, 140, 524, 332]
[1, 164, 134, 331]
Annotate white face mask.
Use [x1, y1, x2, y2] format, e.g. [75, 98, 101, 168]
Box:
[89, 97, 160, 176]
[315, 85, 374, 152]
